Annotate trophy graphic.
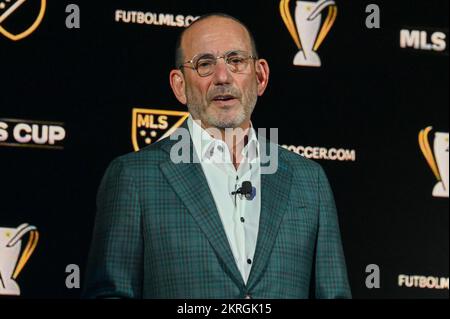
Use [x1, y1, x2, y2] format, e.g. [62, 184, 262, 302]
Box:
[419, 127, 449, 198]
[280, 0, 337, 67]
[0, 223, 39, 296]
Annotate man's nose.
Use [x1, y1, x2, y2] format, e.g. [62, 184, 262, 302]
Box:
[212, 58, 233, 85]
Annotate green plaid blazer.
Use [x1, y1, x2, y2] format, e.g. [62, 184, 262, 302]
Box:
[83, 123, 351, 299]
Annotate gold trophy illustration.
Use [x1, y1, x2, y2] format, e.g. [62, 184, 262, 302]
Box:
[280, 0, 337, 67]
[419, 127, 449, 198]
[0, 223, 39, 296]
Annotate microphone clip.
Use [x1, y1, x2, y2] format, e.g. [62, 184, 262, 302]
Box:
[231, 181, 255, 205]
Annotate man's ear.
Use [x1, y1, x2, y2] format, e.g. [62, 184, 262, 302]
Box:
[169, 69, 187, 105]
[255, 59, 270, 96]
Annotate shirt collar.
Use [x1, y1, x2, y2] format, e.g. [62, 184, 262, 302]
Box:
[187, 115, 259, 163]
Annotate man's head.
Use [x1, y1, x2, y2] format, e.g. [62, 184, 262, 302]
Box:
[170, 13, 270, 130]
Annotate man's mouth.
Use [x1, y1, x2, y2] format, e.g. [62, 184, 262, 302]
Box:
[212, 94, 237, 102]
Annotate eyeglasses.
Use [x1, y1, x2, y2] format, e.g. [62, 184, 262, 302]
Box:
[179, 50, 257, 77]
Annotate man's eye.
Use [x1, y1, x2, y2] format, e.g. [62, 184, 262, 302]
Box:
[197, 60, 214, 68]
[228, 57, 245, 65]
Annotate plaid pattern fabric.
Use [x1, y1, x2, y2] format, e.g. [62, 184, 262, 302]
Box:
[83, 123, 351, 299]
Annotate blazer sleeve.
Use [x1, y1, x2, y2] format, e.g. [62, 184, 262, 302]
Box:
[314, 166, 352, 299]
[83, 157, 143, 299]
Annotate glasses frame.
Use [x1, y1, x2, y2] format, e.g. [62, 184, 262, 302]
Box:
[179, 50, 258, 77]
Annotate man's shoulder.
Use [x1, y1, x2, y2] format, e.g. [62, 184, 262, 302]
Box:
[276, 144, 323, 175]
[107, 137, 173, 171]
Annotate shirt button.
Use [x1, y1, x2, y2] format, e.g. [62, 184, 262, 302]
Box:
[240, 217, 245, 223]
[247, 258, 252, 265]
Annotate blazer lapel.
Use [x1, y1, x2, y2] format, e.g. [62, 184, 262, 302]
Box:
[247, 140, 293, 290]
[159, 129, 245, 288]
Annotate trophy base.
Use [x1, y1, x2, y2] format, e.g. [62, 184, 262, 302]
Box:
[293, 50, 322, 67]
[0, 279, 21, 296]
[432, 182, 449, 198]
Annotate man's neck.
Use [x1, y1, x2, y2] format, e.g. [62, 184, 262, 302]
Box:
[196, 119, 251, 170]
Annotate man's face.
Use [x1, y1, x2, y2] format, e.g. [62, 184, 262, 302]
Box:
[180, 18, 261, 130]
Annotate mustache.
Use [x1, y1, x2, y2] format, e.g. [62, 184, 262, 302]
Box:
[207, 86, 241, 101]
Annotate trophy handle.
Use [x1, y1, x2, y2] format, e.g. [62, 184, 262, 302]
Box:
[280, 0, 302, 49]
[6, 223, 36, 247]
[7, 224, 39, 280]
[313, 4, 337, 51]
[419, 127, 441, 181]
[308, 0, 335, 21]
[12, 230, 39, 279]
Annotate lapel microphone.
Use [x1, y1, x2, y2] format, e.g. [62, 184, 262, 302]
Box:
[231, 181, 253, 201]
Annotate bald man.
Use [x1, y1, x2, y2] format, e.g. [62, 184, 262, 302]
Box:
[84, 13, 351, 299]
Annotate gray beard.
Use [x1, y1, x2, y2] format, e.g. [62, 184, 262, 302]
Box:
[186, 87, 257, 129]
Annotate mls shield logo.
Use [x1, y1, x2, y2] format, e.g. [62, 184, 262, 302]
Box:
[280, 0, 337, 67]
[132, 108, 189, 151]
[0, 223, 39, 296]
[0, 0, 46, 41]
[419, 127, 449, 198]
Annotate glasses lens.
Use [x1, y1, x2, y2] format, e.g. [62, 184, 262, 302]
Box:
[225, 53, 249, 73]
[195, 55, 215, 76]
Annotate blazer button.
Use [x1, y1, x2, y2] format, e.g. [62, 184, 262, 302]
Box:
[244, 294, 252, 299]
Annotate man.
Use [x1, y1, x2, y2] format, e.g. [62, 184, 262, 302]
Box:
[84, 13, 351, 299]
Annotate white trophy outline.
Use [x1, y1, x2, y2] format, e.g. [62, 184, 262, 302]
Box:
[419, 127, 449, 198]
[0, 223, 39, 296]
[280, 0, 337, 67]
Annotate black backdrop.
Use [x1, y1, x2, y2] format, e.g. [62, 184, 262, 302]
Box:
[0, 0, 448, 299]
